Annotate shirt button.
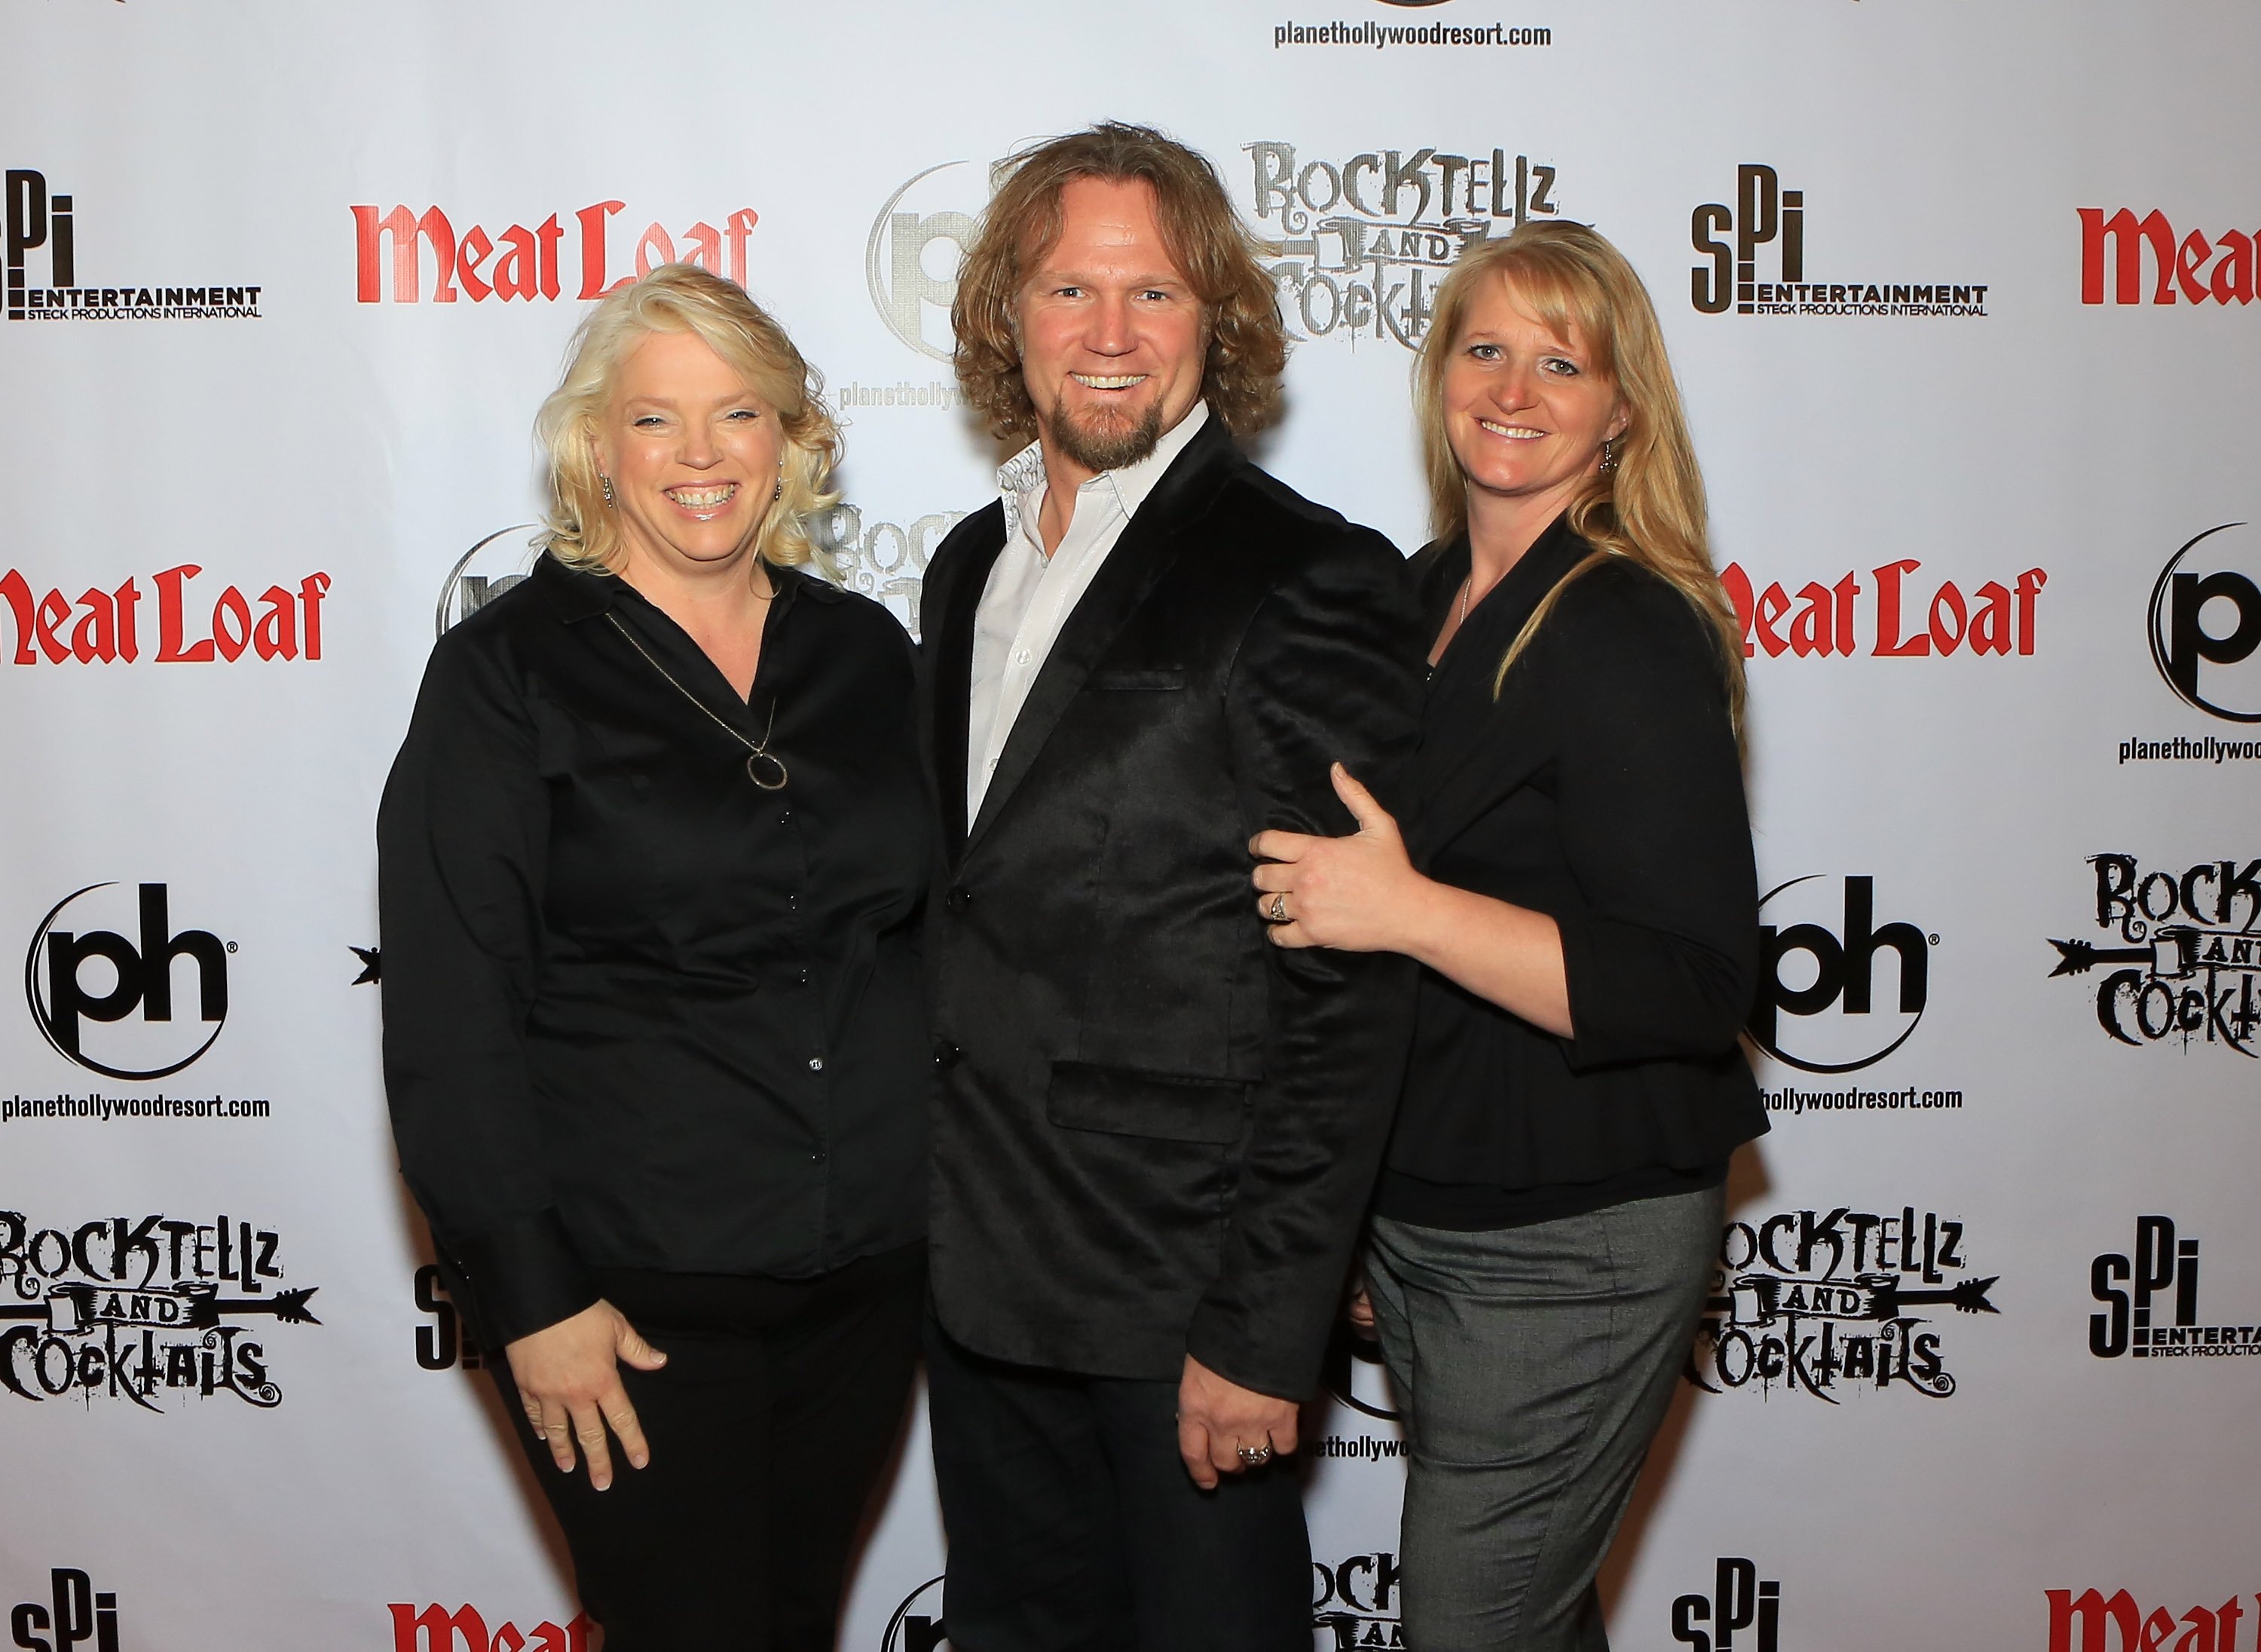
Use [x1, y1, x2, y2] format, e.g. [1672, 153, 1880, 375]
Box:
[1015, 649, 1031, 665]
[808, 1057, 825, 1072]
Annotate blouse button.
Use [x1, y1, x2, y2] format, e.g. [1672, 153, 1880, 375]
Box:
[808, 1057, 825, 1072]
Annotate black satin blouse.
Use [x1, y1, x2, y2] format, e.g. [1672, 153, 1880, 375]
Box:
[379, 553, 932, 1346]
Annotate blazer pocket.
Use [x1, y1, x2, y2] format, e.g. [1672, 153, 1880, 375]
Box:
[1086, 668, 1188, 692]
[1046, 1060, 1249, 1145]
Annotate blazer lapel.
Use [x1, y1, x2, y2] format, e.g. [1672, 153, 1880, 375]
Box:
[926, 503, 1008, 864]
[962, 418, 1240, 860]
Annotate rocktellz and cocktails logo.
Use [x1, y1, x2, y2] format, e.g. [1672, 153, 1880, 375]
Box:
[1692, 164, 1988, 318]
[1687, 1205, 1998, 1401]
[0, 1209, 318, 1408]
[2047, 855, 2259, 1057]
[6, 167, 262, 322]
[1314, 1551, 1403, 1648]
[1245, 140, 1558, 347]
[351, 197, 759, 304]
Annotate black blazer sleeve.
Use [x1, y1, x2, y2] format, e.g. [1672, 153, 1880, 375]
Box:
[1190, 529, 1422, 1397]
[1533, 569, 1758, 1069]
[377, 628, 598, 1348]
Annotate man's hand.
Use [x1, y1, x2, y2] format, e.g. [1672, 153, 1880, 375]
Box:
[505, 1299, 668, 1491]
[1176, 1354, 1299, 1490]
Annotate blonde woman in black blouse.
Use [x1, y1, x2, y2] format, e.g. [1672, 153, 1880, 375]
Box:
[1251, 222, 1764, 1651]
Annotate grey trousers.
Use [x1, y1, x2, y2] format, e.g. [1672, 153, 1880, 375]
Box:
[1364, 1185, 1723, 1651]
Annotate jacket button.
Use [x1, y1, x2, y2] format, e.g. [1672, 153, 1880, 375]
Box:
[944, 887, 971, 913]
[933, 1039, 962, 1069]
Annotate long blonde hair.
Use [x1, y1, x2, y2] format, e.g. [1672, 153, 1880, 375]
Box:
[1415, 222, 1745, 731]
[534, 263, 840, 577]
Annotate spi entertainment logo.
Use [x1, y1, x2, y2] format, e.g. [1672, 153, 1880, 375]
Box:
[7, 167, 263, 321]
[2149, 523, 2261, 723]
[1752, 876, 1933, 1074]
[2090, 1215, 2261, 1360]
[9, 1569, 121, 1652]
[1692, 164, 1988, 318]
[1672, 1558, 1782, 1652]
[25, 883, 231, 1080]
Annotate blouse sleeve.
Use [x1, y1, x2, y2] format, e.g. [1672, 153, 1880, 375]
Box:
[377, 629, 597, 1347]
[1537, 571, 1761, 1070]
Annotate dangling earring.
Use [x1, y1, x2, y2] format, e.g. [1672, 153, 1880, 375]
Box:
[599, 473, 617, 508]
[1598, 436, 1621, 475]
[773, 463, 784, 503]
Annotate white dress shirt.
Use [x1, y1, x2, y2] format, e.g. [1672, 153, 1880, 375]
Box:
[965, 402, 1212, 823]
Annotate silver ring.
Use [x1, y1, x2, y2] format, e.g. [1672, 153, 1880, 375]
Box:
[1268, 892, 1289, 924]
[1238, 1442, 1274, 1466]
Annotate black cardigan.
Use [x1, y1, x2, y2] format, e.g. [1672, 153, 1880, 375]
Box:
[1372, 516, 1767, 1231]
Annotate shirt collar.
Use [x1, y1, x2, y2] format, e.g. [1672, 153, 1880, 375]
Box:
[996, 400, 1213, 546]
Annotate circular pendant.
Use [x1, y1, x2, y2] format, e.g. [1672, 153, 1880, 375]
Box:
[745, 751, 789, 791]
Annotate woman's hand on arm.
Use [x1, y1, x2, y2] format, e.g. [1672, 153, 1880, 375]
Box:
[1251, 764, 1574, 1039]
[503, 1299, 669, 1491]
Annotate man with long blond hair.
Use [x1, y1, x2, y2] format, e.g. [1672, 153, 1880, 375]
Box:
[916, 122, 1422, 1650]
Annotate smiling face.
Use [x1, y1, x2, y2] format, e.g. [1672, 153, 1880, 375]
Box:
[1014, 175, 1208, 485]
[1441, 274, 1628, 526]
[592, 328, 784, 583]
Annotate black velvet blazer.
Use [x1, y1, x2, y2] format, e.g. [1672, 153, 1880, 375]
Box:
[918, 415, 1423, 1400]
[1376, 518, 1767, 1224]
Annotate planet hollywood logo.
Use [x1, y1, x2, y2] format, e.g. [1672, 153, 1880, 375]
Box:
[1721, 559, 2045, 660]
[436, 527, 540, 637]
[1752, 876, 1933, 1075]
[10, 1569, 121, 1652]
[1, 564, 331, 665]
[1245, 139, 1558, 348]
[1314, 1551, 1402, 1648]
[389, 1604, 591, 1652]
[1688, 1205, 1997, 1401]
[1692, 164, 1988, 318]
[26, 883, 231, 1081]
[2147, 523, 2261, 723]
[866, 161, 987, 362]
[2047, 855, 2259, 1057]
[0, 1208, 319, 1409]
[1672, 1558, 1782, 1652]
[7, 167, 263, 322]
[2091, 1215, 2261, 1360]
[352, 196, 759, 304]
[2079, 206, 2257, 306]
[880, 1576, 948, 1652]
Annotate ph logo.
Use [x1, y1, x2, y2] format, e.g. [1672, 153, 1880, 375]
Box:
[9, 1570, 118, 1652]
[2149, 523, 2261, 723]
[1690, 165, 1802, 314]
[5, 170, 75, 318]
[880, 1576, 948, 1652]
[1672, 1559, 1780, 1652]
[25, 883, 231, 1079]
[437, 526, 538, 636]
[1752, 876, 1932, 1074]
[866, 163, 983, 361]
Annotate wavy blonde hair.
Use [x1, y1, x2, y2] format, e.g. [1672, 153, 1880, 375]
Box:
[952, 121, 1287, 443]
[1415, 222, 1745, 732]
[535, 263, 840, 577]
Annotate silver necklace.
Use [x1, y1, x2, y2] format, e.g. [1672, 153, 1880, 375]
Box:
[604, 613, 788, 790]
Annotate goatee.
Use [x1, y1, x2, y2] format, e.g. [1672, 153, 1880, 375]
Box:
[1041, 397, 1166, 476]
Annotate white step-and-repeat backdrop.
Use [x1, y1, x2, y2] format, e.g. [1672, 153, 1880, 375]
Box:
[5, 2, 2257, 1648]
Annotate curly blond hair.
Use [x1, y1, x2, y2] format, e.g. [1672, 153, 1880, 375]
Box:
[534, 263, 840, 576]
[951, 122, 1286, 443]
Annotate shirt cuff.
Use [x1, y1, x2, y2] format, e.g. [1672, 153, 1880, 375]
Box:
[443, 1207, 598, 1349]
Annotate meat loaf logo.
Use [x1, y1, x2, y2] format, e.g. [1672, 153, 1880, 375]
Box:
[1672, 1559, 1782, 1651]
[1721, 560, 2045, 659]
[867, 162, 985, 361]
[2047, 855, 2259, 1057]
[2079, 207, 2257, 305]
[0, 1209, 319, 1409]
[1692, 164, 1988, 318]
[1, 565, 329, 665]
[7, 168, 262, 321]
[880, 1577, 948, 1652]
[1688, 1205, 1997, 1401]
[413, 1265, 485, 1370]
[2091, 1216, 2261, 1360]
[26, 884, 231, 1080]
[2046, 1589, 2251, 1652]
[389, 1605, 591, 1651]
[353, 197, 758, 304]
[2149, 523, 2261, 722]
[438, 527, 539, 637]
[1752, 876, 1933, 1073]
[1246, 140, 1558, 347]
[810, 504, 968, 640]
[10, 1570, 120, 1652]
[1314, 1551, 1401, 1647]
